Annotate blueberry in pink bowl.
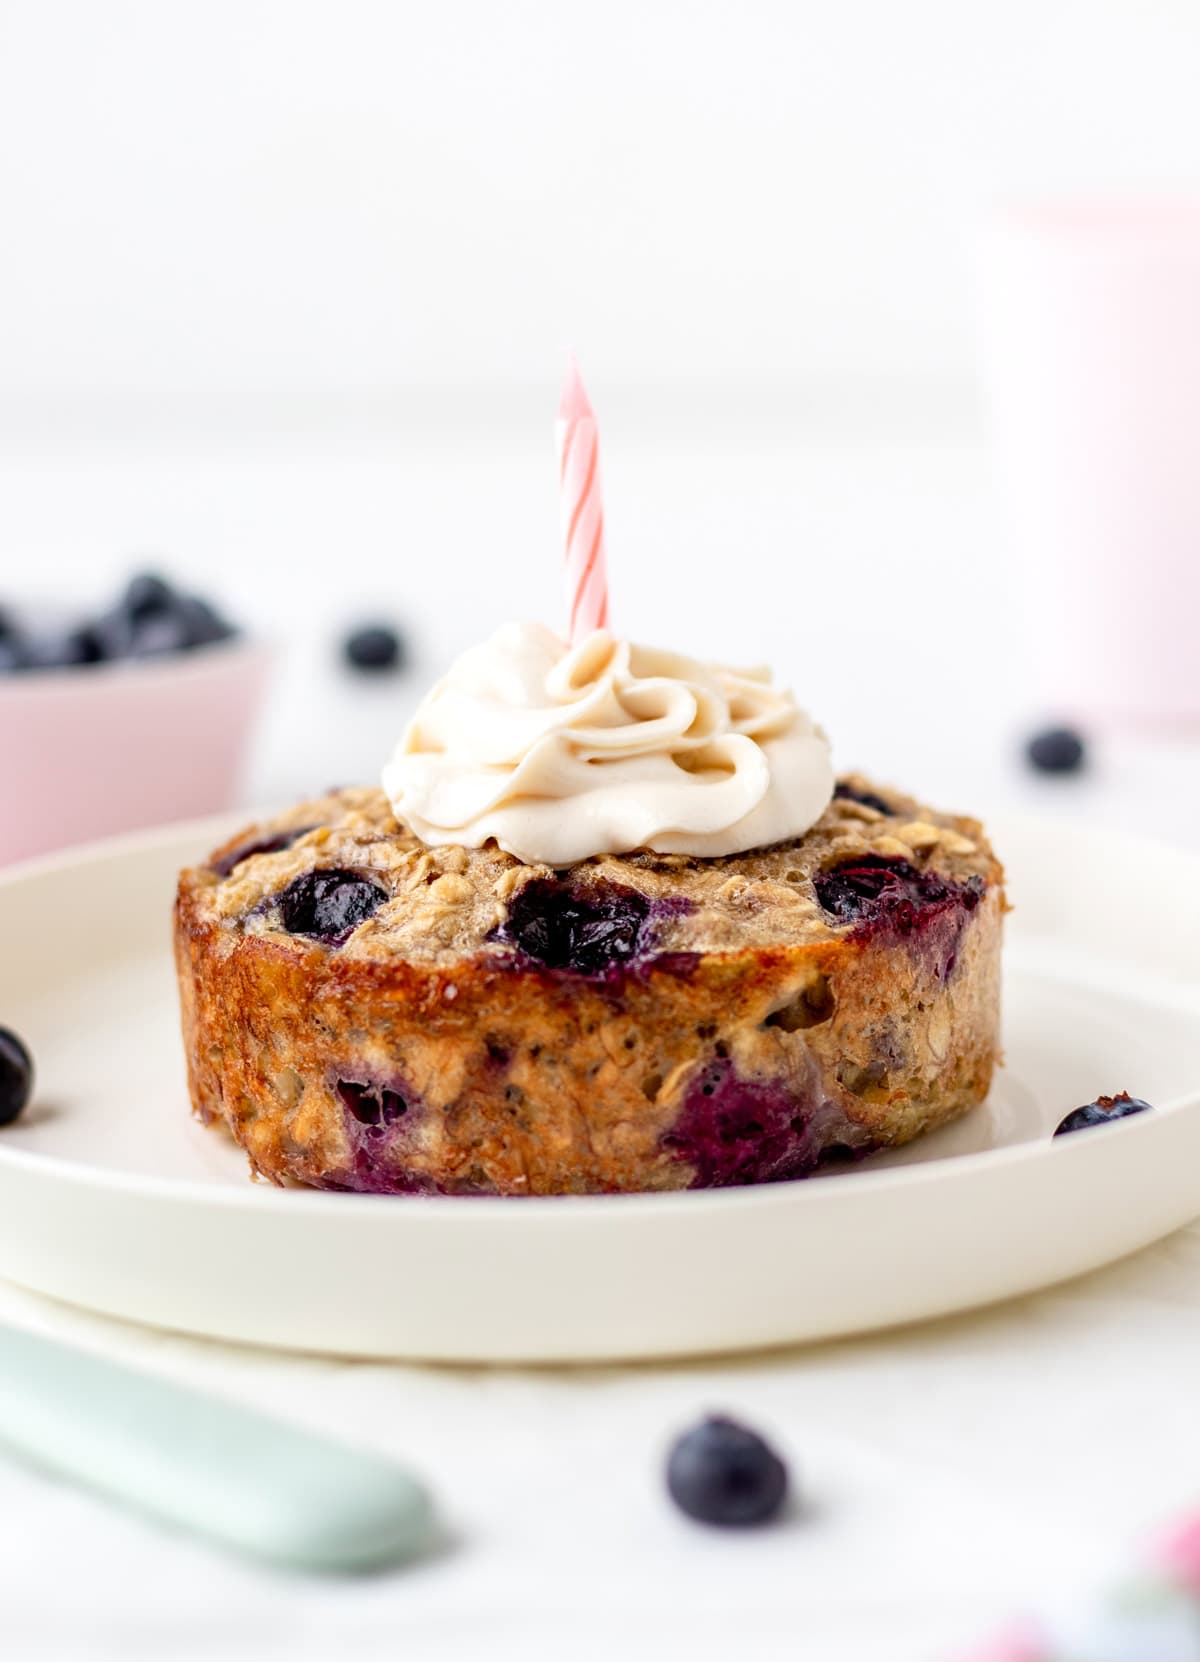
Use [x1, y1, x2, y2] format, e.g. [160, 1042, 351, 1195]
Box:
[0, 567, 270, 866]
[0, 1028, 34, 1127]
[0, 569, 239, 676]
[0, 636, 27, 674]
[1054, 1092, 1154, 1138]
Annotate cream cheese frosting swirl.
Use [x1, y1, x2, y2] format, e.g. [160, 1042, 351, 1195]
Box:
[383, 622, 834, 865]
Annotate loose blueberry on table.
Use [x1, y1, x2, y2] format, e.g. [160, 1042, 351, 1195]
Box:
[0, 1028, 34, 1128]
[1054, 1092, 1154, 1138]
[1025, 725, 1087, 775]
[665, 1415, 790, 1527]
[342, 622, 407, 674]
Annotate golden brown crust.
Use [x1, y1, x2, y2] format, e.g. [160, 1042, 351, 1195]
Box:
[175, 779, 1005, 1195]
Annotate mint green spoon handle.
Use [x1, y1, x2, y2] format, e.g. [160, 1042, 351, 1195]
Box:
[0, 1324, 434, 1572]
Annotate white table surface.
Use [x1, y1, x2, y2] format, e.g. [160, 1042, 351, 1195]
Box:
[2, 427, 1199, 1660]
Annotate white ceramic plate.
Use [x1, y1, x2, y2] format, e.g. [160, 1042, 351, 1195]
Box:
[0, 813, 1197, 1362]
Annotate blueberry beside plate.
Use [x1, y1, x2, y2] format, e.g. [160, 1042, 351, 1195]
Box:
[0, 1028, 33, 1127]
[665, 1415, 790, 1527]
[1025, 724, 1088, 775]
[342, 621, 407, 674]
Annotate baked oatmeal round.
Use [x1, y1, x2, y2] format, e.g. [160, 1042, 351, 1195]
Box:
[175, 778, 1005, 1195]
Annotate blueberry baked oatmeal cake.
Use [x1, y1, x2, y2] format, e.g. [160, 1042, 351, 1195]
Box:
[176, 624, 1005, 1195]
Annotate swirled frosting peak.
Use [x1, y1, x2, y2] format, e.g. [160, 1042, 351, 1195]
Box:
[382, 622, 834, 865]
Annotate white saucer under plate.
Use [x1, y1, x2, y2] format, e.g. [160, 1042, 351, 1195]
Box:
[0, 812, 1197, 1362]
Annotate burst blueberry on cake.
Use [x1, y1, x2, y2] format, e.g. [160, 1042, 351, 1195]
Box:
[175, 624, 1005, 1195]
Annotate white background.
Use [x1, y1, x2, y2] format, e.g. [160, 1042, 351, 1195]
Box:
[1, 0, 1198, 818]
[1, 0, 1199, 410]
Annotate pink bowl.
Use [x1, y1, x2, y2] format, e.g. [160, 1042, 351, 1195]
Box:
[0, 640, 273, 865]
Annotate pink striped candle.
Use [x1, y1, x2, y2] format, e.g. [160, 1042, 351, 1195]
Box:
[556, 357, 611, 642]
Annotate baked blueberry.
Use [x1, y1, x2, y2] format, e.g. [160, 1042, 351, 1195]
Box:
[815, 855, 979, 928]
[665, 1415, 789, 1527]
[833, 782, 893, 815]
[1054, 1092, 1153, 1138]
[494, 879, 654, 976]
[343, 623, 406, 673]
[212, 827, 315, 879]
[336, 1079, 409, 1127]
[1025, 726, 1087, 775]
[277, 870, 387, 944]
[665, 1061, 838, 1186]
[0, 1028, 34, 1127]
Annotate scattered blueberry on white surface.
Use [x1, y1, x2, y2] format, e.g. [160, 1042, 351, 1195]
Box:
[1025, 724, 1088, 775]
[342, 622, 407, 673]
[665, 1415, 789, 1527]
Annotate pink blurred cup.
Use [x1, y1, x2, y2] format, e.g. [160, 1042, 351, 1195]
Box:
[978, 197, 1200, 727]
[0, 639, 272, 865]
